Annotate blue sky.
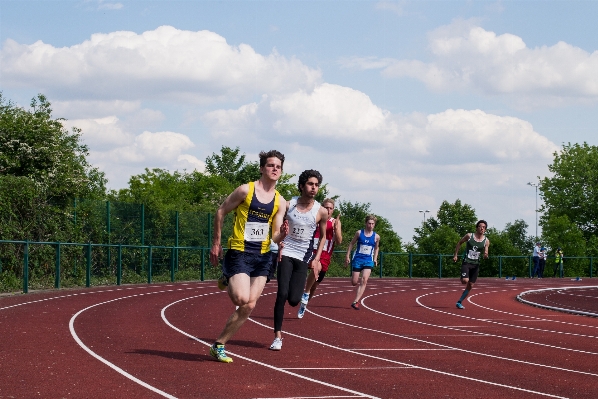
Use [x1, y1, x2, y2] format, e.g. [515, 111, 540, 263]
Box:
[2, 1, 597, 242]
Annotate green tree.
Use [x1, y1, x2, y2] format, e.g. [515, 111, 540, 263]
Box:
[540, 142, 598, 239]
[413, 199, 477, 247]
[204, 146, 260, 186]
[502, 219, 534, 255]
[0, 93, 106, 203]
[541, 214, 587, 277]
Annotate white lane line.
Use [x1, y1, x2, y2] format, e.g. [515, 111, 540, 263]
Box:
[160, 295, 378, 399]
[349, 290, 598, 375]
[245, 304, 568, 399]
[470, 289, 598, 330]
[413, 290, 598, 346]
[283, 367, 410, 370]
[352, 348, 454, 351]
[253, 396, 362, 399]
[69, 289, 207, 399]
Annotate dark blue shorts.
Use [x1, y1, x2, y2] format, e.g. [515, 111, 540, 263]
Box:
[222, 249, 272, 278]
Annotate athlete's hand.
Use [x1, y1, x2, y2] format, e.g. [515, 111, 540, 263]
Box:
[345, 256, 350, 267]
[452, 255, 458, 262]
[312, 259, 322, 280]
[484, 252, 489, 259]
[210, 243, 223, 267]
[279, 219, 289, 239]
[277, 242, 285, 262]
[332, 213, 341, 228]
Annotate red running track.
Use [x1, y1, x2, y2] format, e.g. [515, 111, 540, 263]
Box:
[1, 278, 598, 398]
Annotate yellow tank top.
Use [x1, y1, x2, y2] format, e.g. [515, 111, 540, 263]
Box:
[228, 181, 280, 254]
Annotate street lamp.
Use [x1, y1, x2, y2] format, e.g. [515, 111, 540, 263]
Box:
[419, 210, 430, 224]
[527, 182, 539, 239]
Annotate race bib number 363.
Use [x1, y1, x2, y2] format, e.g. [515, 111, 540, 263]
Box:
[244, 222, 269, 242]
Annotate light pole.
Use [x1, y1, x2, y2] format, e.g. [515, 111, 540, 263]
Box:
[527, 182, 539, 239]
[419, 210, 430, 225]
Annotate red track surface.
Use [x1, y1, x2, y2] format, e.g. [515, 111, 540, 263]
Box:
[2, 278, 598, 398]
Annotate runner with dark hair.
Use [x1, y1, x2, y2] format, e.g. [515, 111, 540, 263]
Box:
[452, 220, 490, 310]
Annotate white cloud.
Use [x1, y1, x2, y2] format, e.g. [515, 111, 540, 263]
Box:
[375, 1, 408, 16]
[346, 20, 598, 105]
[0, 26, 322, 102]
[97, 2, 123, 10]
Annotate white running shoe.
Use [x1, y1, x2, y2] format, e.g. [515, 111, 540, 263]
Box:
[269, 337, 282, 351]
[297, 302, 307, 319]
[300, 292, 309, 304]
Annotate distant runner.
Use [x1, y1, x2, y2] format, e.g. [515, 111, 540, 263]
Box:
[452, 220, 490, 309]
[298, 198, 342, 318]
[345, 215, 380, 310]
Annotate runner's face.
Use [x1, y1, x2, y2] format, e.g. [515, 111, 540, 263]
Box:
[365, 220, 376, 231]
[476, 223, 487, 234]
[261, 157, 282, 181]
[301, 177, 320, 198]
[323, 203, 334, 217]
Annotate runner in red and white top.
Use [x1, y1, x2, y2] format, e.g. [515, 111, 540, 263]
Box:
[297, 198, 342, 319]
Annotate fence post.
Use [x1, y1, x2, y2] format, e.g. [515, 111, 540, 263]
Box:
[23, 241, 29, 294]
[438, 254, 442, 278]
[170, 247, 175, 282]
[528, 256, 532, 278]
[117, 244, 122, 286]
[201, 248, 205, 282]
[207, 213, 212, 248]
[175, 211, 179, 271]
[141, 204, 145, 271]
[147, 245, 153, 284]
[408, 252, 413, 278]
[590, 257, 593, 278]
[498, 256, 502, 278]
[55, 243, 61, 289]
[379, 252, 384, 278]
[106, 201, 111, 271]
[86, 243, 91, 288]
[73, 198, 77, 274]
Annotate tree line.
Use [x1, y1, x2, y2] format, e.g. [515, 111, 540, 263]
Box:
[2, 94, 597, 289]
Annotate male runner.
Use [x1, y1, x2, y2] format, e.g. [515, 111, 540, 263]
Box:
[209, 150, 287, 363]
[345, 215, 380, 310]
[452, 220, 490, 309]
[298, 198, 342, 318]
[271, 170, 328, 351]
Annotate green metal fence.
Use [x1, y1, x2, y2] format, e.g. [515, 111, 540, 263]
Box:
[1, 238, 593, 294]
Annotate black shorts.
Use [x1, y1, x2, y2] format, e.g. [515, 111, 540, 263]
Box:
[460, 262, 480, 283]
[222, 249, 272, 279]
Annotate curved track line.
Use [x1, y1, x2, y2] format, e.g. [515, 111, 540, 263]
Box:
[301, 288, 598, 378]
[68, 288, 208, 399]
[160, 294, 379, 399]
[517, 286, 598, 317]
[414, 290, 598, 351]
[468, 289, 598, 330]
[244, 291, 567, 399]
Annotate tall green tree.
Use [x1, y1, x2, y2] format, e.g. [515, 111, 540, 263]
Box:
[204, 146, 261, 186]
[413, 199, 477, 247]
[0, 93, 106, 202]
[540, 142, 598, 239]
[502, 219, 535, 255]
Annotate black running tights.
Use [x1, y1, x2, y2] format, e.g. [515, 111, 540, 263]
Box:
[274, 255, 308, 332]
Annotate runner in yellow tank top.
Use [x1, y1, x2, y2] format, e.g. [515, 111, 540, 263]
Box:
[209, 150, 288, 363]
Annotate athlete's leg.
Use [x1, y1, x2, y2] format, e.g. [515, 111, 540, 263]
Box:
[353, 268, 371, 304]
[304, 270, 317, 299]
[288, 260, 308, 307]
[351, 269, 361, 286]
[274, 256, 294, 337]
[215, 274, 267, 344]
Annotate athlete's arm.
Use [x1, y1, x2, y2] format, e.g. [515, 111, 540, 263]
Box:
[209, 184, 249, 267]
[333, 213, 342, 245]
[345, 231, 360, 267]
[484, 238, 490, 259]
[310, 206, 328, 279]
[271, 197, 288, 244]
[452, 233, 471, 263]
[373, 234, 380, 267]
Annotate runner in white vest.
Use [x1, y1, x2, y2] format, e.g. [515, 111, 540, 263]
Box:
[270, 170, 328, 351]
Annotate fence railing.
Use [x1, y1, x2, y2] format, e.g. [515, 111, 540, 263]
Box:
[0, 239, 593, 294]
